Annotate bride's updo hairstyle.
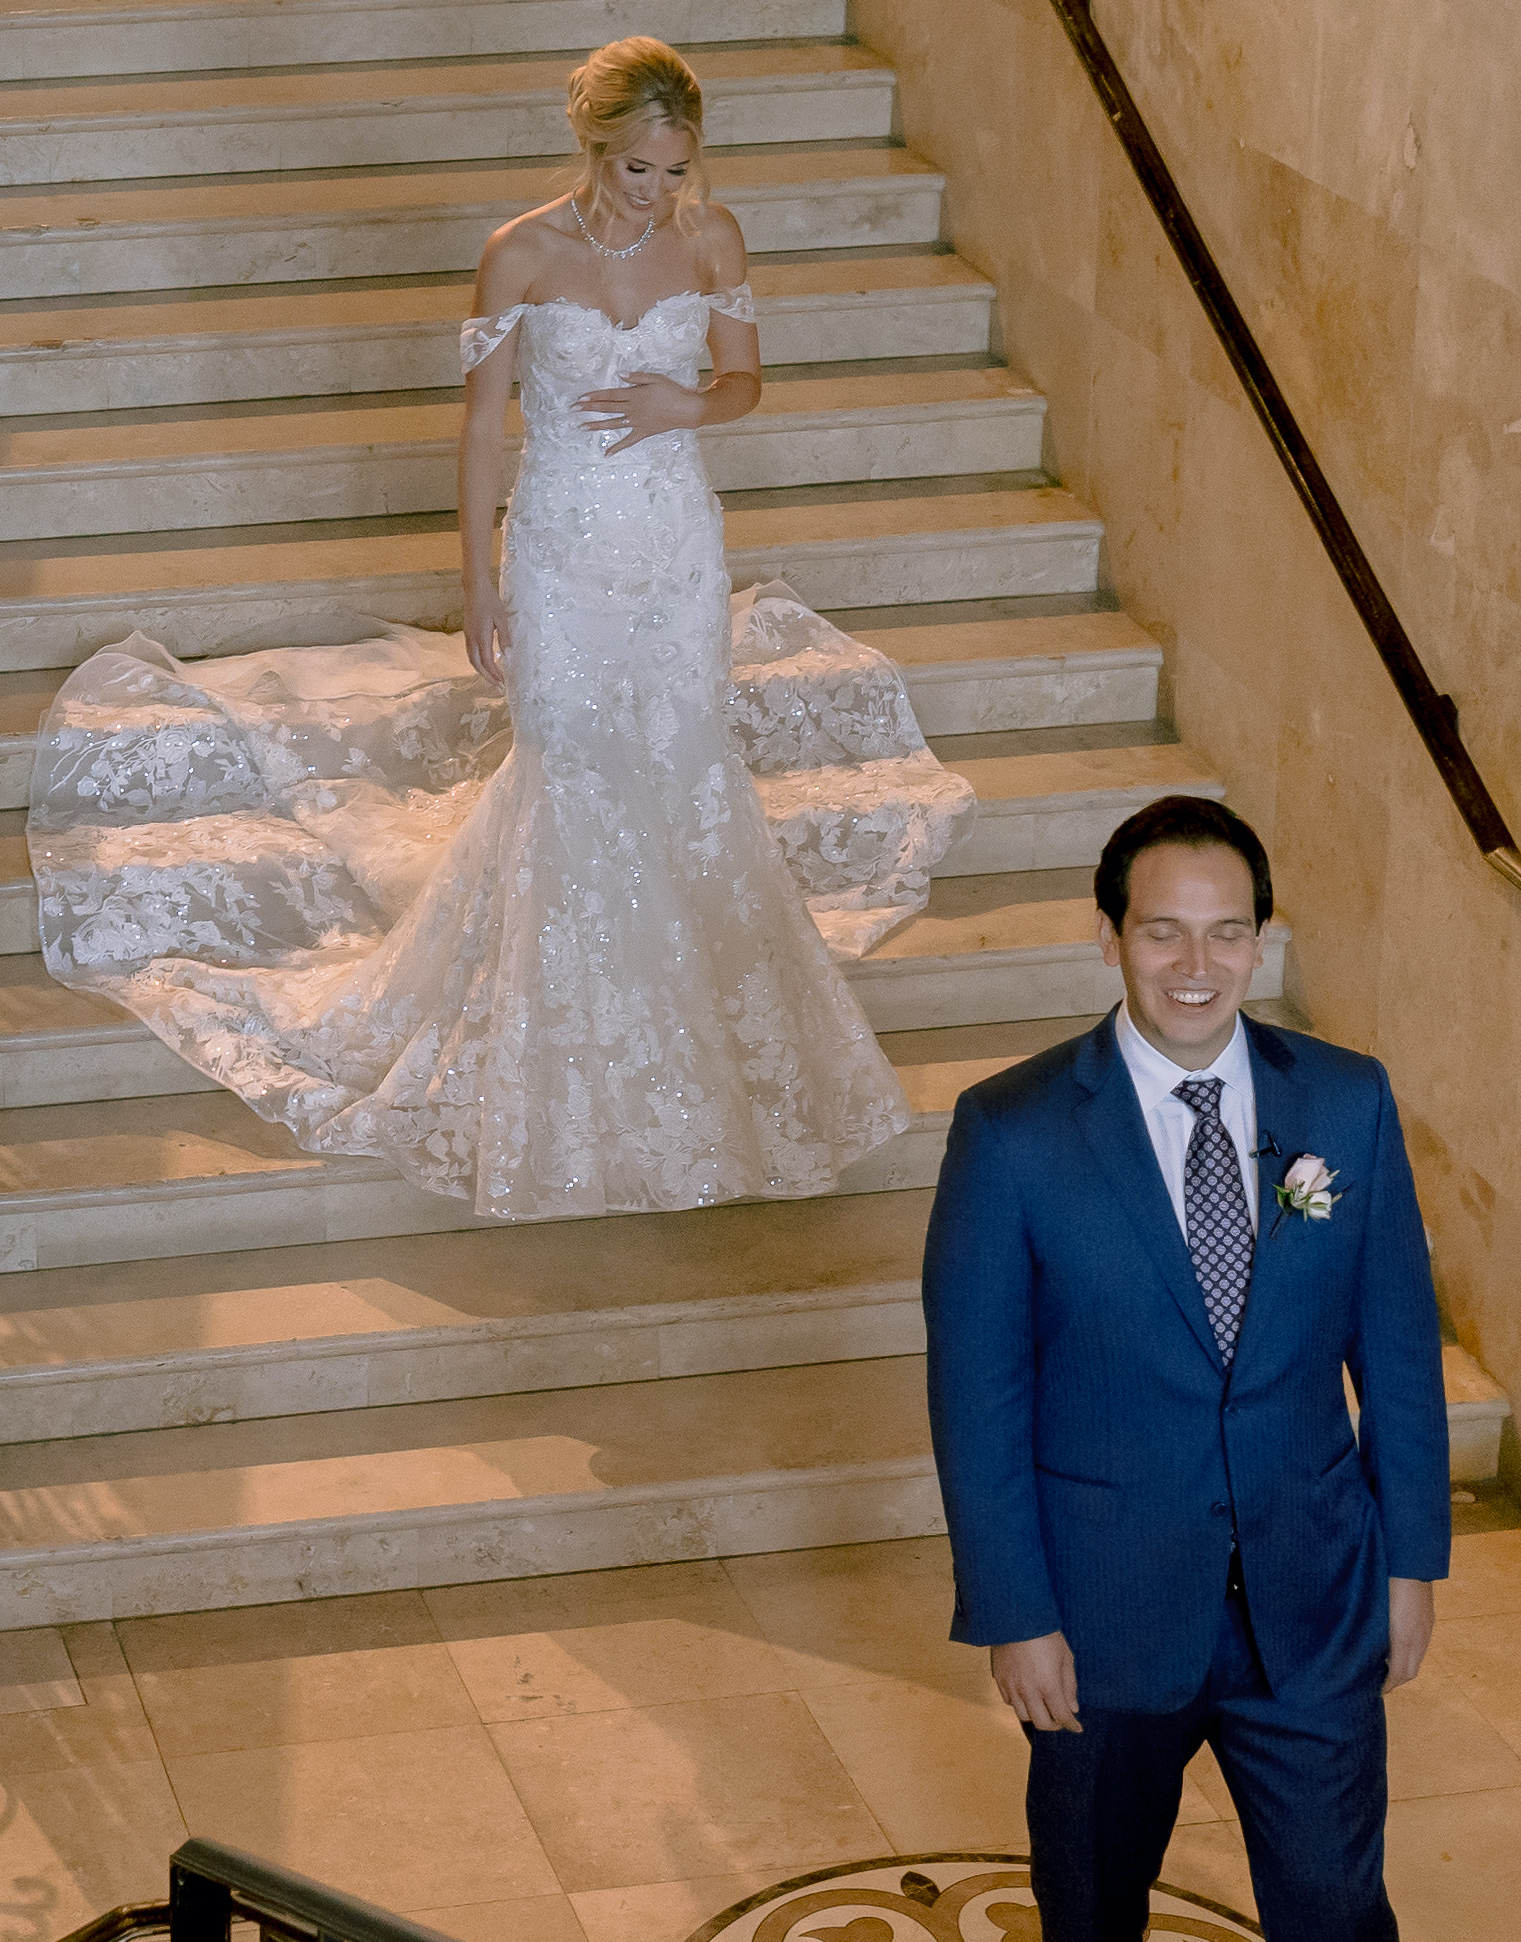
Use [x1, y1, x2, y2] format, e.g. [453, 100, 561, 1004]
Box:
[567, 37, 709, 233]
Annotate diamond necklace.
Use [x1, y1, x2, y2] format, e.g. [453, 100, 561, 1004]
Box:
[570, 193, 656, 259]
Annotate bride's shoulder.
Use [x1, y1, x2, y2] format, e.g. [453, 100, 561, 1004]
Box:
[474, 199, 577, 306]
[691, 200, 748, 289]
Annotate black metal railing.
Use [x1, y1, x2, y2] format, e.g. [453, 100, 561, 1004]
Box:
[56, 1840, 459, 1942]
[1047, 0, 1521, 892]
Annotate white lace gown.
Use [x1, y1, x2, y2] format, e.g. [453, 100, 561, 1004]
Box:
[29, 285, 975, 1221]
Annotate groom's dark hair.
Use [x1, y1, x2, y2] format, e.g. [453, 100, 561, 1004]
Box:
[1095, 795, 1273, 932]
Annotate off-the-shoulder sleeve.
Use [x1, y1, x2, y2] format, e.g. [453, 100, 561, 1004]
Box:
[460, 306, 529, 373]
[705, 283, 756, 323]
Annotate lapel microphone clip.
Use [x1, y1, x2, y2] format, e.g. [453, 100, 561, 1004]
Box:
[1250, 1131, 1282, 1159]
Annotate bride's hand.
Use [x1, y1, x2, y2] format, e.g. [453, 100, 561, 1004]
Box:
[463, 588, 510, 691]
[577, 371, 703, 453]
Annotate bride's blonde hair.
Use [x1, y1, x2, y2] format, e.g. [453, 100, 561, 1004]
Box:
[567, 38, 709, 234]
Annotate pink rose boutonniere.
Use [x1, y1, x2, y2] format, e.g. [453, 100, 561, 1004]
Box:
[1272, 1153, 1341, 1237]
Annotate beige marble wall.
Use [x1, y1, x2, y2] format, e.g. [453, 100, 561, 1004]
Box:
[850, 0, 1521, 1448]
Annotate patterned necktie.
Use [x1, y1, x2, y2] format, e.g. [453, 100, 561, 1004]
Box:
[1173, 1077, 1255, 1363]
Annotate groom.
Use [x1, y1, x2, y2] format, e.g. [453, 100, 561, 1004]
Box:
[922, 795, 1450, 1941]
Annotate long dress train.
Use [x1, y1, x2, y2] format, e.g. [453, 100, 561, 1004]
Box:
[28, 285, 974, 1221]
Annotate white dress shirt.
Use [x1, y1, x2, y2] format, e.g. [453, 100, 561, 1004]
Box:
[1115, 1001, 1260, 1236]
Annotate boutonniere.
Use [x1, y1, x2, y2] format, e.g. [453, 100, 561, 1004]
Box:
[1271, 1154, 1342, 1237]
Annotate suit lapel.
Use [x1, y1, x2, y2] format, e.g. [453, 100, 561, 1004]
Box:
[1233, 1019, 1312, 1368]
[1074, 1015, 1226, 1375]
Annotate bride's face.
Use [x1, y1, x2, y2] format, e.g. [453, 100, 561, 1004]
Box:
[601, 121, 697, 228]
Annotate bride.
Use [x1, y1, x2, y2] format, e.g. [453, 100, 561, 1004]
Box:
[29, 38, 973, 1223]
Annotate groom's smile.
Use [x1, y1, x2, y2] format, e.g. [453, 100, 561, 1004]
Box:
[1097, 839, 1266, 1067]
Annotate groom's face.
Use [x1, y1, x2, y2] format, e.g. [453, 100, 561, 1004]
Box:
[1098, 840, 1265, 1068]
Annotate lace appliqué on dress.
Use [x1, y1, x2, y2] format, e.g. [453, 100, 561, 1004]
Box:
[460, 286, 755, 374]
[33, 290, 964, 1224]
[705, 283, 756, 323]
[461, 304, 529, 373]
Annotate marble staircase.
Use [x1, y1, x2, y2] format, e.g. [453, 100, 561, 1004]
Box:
[2, 0, 1490, 1630]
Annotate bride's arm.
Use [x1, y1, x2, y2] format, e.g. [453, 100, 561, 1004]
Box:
[698, 301, 763, 426]
[695, 204, 760, 422]
[458, 225, 531, 689]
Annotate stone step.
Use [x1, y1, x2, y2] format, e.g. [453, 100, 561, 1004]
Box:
[0, 480, 1104, 671]
[0, 892, 1289, 1278]
[0, 1352, 941, 1626]
[0, 1338, 1497, 1627]
[2, 46, 895, 185]
[0, 1178, 948, 1439]
[872, 610, 1163, 736]
[1437, 1346, 1514, 1485]
[0, 735, 1230, 962]
[0, 609, 1164, 812]
[0, 1050, 963, 1276]
[4, 367, 1044, 542]
[2, 147, 945, 299]
[1, 256, 998, 415]
[8, 0, 850, 82]
[1, 1173, 1498, 1455]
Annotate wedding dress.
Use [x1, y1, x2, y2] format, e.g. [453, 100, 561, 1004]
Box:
[29, 285, 975, 1221]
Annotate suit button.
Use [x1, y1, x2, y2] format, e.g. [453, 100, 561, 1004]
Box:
[1210, 1502, 1231, 1517]
[1225, 1404, 1241, 1416]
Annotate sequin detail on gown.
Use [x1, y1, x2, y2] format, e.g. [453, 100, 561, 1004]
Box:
[29, 286, 975, 1220]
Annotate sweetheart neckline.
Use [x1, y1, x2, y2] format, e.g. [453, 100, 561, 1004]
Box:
[536, 291, 709, 331]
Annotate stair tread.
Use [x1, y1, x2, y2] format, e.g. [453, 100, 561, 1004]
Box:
[0, 740, 1208, 911]
[936, 739, 1221, 814]
[1, 146, 941, 234]
[5, 44, 889, 128]
[7, 0, 840, 23]
[864, 609, 1161, 670]
[0, 485, 1097, 605]
[0, 1352, 931, 1548]
[9, 367, 1039, 470]
[0, 1042, 992, 1201]
[0, 611, 1148, 745]
[8, 0, 853, 85]
[868, 884, 1288, 972]
[0, 255, 994, 353]
[0, 1183, 932, 1346]
[0, 903, 1289, 1198]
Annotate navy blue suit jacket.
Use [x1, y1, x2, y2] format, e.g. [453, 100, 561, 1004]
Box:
[922, 1010, 1451, 1712]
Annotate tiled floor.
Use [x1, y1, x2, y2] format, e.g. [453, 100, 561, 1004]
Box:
[2, 1530, 1520, 1942]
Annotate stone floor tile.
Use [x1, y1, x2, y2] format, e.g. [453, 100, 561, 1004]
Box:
[0, 1623, 159, 1776]
[569, 1872, 784, 1942]
[1386, 1664, 1521, 1798]
[800, 1665, 1032, 1850]
[116, 1591, 476, 1757]
[1436, 1529, 1521, 1621]
[165, 1721, 559, 1910]
[1425, 1613, 1521, 1757]
[0, 1627, 83, 1714]
[0, 1758, 187, 1938]
[1157, 1822, 1259, 1927]
[410, 1894, 590, 1942]
[1182, 1743, 1238, 1823]
[721, 1538, 967, 1688]
[426, 1563, 791, 1723]
[489, 1691, 886, 1893]
[1384, 1786, 1521, 1941]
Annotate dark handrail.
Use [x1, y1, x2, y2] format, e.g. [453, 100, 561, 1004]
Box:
[1046, 0, 1521, 893]
[168, 1840, 460, 1942]
[52, 1842, 463, 1942]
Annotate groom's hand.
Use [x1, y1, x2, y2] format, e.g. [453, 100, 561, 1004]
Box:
[1384, 1577, 1436, 1693]
[991, 1632, 1082, 1732]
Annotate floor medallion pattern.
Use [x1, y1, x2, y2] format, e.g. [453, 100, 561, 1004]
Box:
[684, 1854, 1262, 1942]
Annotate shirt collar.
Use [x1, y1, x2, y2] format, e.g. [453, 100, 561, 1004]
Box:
[1115, 1000, 1252, 1113]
